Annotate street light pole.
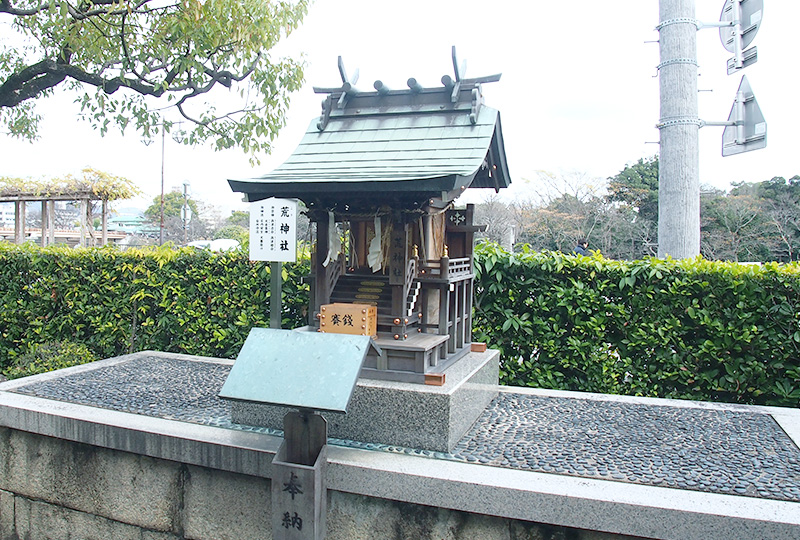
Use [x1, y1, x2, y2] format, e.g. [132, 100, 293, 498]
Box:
[183, 182, 189, 245]
[159, 127, 165, 245]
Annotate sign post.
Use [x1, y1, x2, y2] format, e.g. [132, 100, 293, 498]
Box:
[249, 198, 298, 328]
[271, 412, 327, 540]
[219, 329, 376, 540]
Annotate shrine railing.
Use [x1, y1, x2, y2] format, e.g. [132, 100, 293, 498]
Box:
[446, 257, 471, 277]
[326, 252, 345, 299]
[403, 258, 417, 304]
[418, 257, 472, 281]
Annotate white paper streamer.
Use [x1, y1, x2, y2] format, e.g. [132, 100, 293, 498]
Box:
[367, 215, 382, 272]
[322, 211, 340, 267]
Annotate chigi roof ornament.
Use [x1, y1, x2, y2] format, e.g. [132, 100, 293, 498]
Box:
[314, 46, 501, 131]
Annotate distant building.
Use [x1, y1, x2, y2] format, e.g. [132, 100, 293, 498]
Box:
[106, 207, 158, 237]
[0, 203, 14, 227]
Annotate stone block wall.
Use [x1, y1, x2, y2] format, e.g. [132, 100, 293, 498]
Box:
[0, 428, 631, 540]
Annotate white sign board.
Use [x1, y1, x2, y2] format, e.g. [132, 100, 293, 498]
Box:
[250, 198, 298, 262]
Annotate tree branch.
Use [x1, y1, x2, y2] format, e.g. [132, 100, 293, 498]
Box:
[0, 0, 48, 16]
[0, 58, 169, 107]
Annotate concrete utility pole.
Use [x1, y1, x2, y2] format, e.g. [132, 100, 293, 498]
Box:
[657, 0, 701, 259]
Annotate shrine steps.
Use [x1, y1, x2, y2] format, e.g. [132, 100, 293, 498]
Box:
[328, 274, 421, 323]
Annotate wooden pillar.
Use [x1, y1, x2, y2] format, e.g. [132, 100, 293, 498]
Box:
[47, 201, 55, 246]
[101, 199, 108, 246]
[438, 254, 451, 354]
[40, 201, 48, 247]
[388, 220, 408, 287]
[14, 201, 25, 244]
[464, 279, 474, 346]
[457, 280, 467, 349]
[79, 199, 88, 247]
[314, 217, 330, 310]
[447, 282, 457, 354]
[355, 220, 367, 269]
[423, 214, 435, 261]
[390, 220, 409, 339]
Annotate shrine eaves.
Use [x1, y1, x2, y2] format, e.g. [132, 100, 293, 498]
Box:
[228, 47, 511, 212]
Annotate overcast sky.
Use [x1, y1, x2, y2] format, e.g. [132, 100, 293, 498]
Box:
[3, 0, 798, 215]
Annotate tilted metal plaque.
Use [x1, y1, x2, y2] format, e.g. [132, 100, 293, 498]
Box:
[218, 328, 371, 414]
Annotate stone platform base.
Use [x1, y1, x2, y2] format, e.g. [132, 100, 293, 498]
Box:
[230, 349, 499, 453]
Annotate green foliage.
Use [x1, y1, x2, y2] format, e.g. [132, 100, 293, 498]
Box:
[3, 241, 799, 408]
[0, 243, 309, 366]
[0, 168, 140, 200]
[226, 211, 250, 228]
[607, 155, 659, 224]
[213, 225, 249, 247]
[144, 191, 200, 223]
[1, 0, 308, 161]
[473, 242, 800, 407]
[2, 340, 98, 380]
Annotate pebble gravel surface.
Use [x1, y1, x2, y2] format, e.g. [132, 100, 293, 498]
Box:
[11, 355, 800, 503]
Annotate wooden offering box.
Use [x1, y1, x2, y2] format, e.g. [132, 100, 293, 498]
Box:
[319, 303, 377, 338]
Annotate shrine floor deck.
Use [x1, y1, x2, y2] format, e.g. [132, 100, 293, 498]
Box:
[1, 350, 799, 539]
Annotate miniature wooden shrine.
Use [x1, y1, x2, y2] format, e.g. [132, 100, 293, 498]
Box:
[229, 49, 511, 383]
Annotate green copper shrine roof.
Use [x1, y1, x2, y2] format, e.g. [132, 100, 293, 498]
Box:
[228, 65, 511, 206]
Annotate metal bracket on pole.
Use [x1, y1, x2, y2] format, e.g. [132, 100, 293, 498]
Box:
[656, 17, 700, 30]
[726, 46, 757, 75]
[656, 116, 702, 129]
[699, 120, 735, 128]
[656, 58, 699, 70]
[696, 20, 734, 29]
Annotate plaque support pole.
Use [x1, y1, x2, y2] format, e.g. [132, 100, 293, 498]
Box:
[270, 261, 282, 329]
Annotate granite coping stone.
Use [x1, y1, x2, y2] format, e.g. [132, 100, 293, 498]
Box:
[3, 351, 800, 504]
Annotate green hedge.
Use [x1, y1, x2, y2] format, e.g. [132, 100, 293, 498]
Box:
[2, 340, 98, 380]
[472, 243, 800, 407]
[2, 242, 799, 407]
[0, 244, 309, 363]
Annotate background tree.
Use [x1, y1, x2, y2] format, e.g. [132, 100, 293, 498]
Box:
[607, 156, 659, 224]
[144, 190, 203, 243]
[754, 176, 800, 261]
[472, 156, 799, 262]
[473, 193, 515, 249]
[0, 0, 307, 160]
[700, 187, 765, 262]
[604, 156, 659, 258]
[213, 224, 248, 247]
[225, 210, 250, 229]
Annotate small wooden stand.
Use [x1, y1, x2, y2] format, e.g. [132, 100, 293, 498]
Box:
[272, 411, 328, 540]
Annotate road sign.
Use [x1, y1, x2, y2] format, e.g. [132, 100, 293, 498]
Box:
[719, 0, 763, 51]
[719, 0, 763, 72]
[722, 75, 766, 156]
